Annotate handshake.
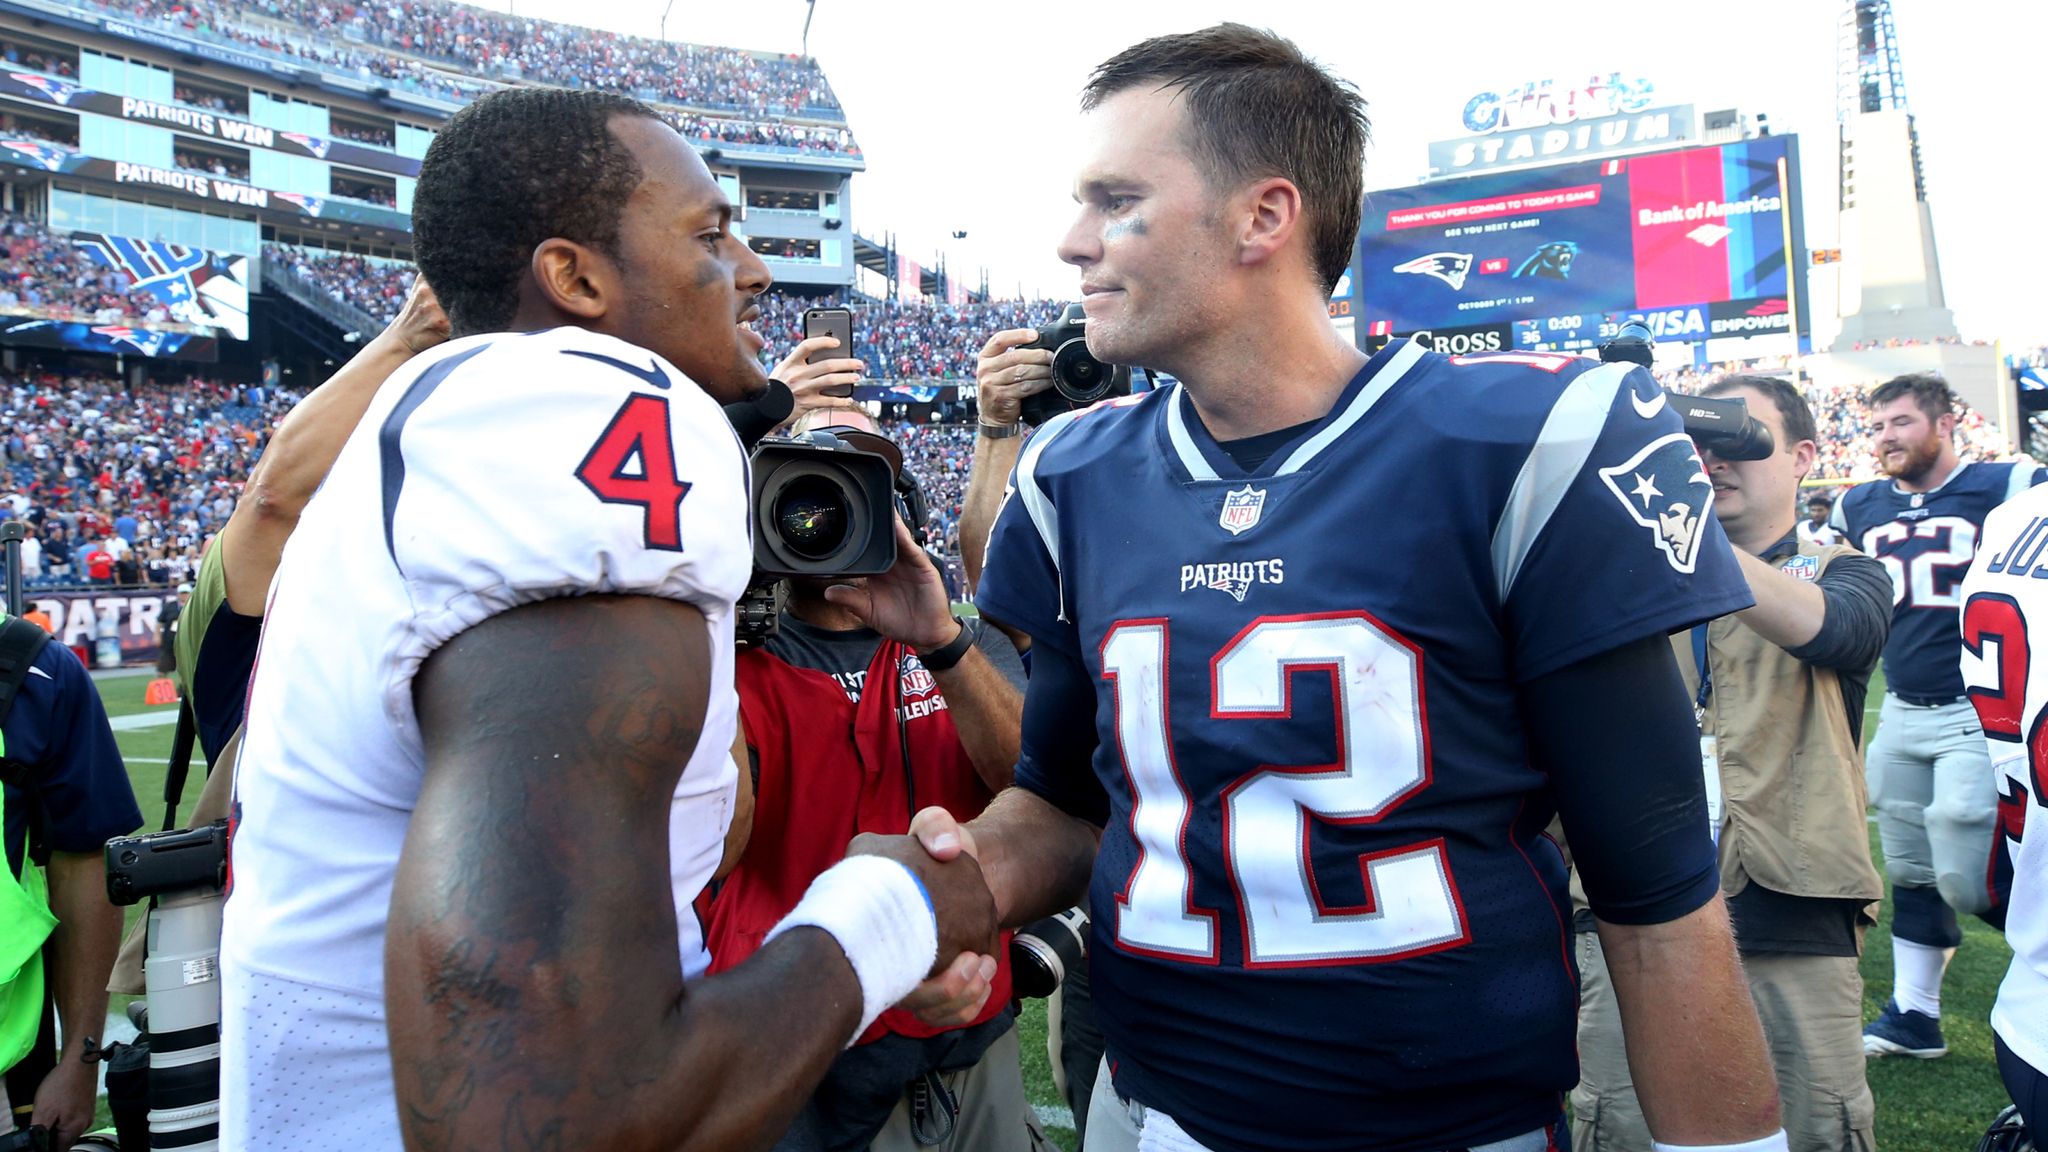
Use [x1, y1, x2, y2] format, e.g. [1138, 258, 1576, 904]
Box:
[848, 808, 1009, 1029]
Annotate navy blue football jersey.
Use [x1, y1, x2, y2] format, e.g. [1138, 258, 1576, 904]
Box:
[1834, 461, 2048, 700]
[976, 340, 1753, 1152]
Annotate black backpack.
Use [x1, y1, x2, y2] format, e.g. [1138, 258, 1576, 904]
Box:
[0, 615, 52, 772]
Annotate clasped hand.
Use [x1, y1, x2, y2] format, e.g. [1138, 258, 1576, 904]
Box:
[849, 806, 1001, 1028]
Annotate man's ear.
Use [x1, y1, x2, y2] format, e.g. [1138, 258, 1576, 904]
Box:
[529, 238, 615, 322]
[1236, 176, 1303, 270]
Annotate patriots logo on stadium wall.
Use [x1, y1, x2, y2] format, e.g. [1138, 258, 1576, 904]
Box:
[280, 132, 332, 159]
[274, 192, 328, 218]
[1598, 432, 1713, 574]
[11, 73, 80, 104]
[1392, 252, 1474, 291]
[0, 139, 70, 171]
[90, 326, 171, 357]
[1219, 484, 1267, 536]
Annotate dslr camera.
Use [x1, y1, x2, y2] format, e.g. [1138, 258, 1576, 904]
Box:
[1598, 321, 1774, 461]
[1017, 303, 1132, 426]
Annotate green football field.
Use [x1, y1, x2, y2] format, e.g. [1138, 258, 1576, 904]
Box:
[88, 666, 2018, 1151]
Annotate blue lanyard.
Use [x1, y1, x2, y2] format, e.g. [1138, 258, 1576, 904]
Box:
[1691, 623, 1712, 716]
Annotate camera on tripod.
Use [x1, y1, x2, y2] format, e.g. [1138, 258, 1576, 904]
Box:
[1598, 321, 1774, 460]
[103, 819, 229, 1152]
[1018, 303, 1132, 426]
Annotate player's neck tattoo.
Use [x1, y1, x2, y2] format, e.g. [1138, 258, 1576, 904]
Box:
[1104, 216, 1148, 241]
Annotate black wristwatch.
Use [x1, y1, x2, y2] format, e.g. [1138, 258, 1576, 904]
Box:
[917, 617, 974, 672]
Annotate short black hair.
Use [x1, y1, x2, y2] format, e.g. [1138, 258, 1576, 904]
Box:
[1704, 373, 1817, 448]
[1083, 24, 1368, 297]
[412, 87, 665, 335]
[1866, 371, 1956, 425]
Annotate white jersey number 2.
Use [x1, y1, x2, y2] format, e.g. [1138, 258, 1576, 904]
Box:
[1100, 613, 1470, 968]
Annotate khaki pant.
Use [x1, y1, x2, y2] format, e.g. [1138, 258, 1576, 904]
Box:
[870, 1024, 1049, 1152]
[1570, 930, 1876, 1152]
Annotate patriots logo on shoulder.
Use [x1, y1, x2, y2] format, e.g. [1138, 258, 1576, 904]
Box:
[1598, 432, 1713, 574]
[1393, 252, 1474, 291]
[1219, 484, 1266, 535]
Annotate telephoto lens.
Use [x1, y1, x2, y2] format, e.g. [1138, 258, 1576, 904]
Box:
[1009, 907, 1089, 999]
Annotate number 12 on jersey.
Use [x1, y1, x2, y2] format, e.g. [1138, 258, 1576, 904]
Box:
[1101, 613, 1470, 969]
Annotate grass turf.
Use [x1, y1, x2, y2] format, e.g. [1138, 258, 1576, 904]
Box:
[89, 664, 2016, 1150]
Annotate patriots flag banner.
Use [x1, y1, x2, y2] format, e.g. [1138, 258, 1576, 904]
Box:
[71, 232, 250, 341]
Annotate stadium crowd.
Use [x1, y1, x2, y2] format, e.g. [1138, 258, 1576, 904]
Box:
[266, 244, 415, 326]
[0, 211, 189, 328]
[0, 368, 294, 590]
[67, 0, 847, 126]
[0, 350, 2030, 595]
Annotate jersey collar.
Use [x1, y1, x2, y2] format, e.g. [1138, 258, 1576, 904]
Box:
[1162, 337, 1428, 483]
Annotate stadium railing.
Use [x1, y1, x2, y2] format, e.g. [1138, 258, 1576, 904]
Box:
[261, 250, 385, 338]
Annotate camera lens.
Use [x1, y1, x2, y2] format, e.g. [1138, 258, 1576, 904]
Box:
[1052, 338, 1112, 403]
[773, 475, 852, 560]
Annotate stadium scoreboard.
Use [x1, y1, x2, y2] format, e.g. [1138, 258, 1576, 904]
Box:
[1357, 135, 1807, 365]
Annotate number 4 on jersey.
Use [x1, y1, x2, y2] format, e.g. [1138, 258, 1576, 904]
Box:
[576, 394, 692, 551]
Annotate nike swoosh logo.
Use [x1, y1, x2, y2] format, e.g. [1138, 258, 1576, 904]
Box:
[1630, 389, 1667, 419]
[564, 350, 671, 390]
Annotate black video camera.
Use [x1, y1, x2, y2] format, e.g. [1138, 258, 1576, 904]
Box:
[1017, 303, 1132, 426]
[1598, 321, 1774, 461]
[105, 819, 229, 906]
[749, 429, 900, 580]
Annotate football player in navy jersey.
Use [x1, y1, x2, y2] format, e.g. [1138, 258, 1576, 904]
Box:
[1830, 372, 2048, 1058]
[878, 24, 1793, 1152]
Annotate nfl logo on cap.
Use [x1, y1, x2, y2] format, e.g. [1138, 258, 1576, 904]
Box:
[1219, 485, 1266, 536]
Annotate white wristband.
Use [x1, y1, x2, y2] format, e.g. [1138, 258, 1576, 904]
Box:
[1653, 1132, 1791, 1152]
[765, 855, 939, 1045]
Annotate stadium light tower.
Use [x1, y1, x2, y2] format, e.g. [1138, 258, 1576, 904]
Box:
[1829, 0, 1956, 349]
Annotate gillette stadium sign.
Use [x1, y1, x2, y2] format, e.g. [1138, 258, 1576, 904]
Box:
[1428, 73, 1695, 179]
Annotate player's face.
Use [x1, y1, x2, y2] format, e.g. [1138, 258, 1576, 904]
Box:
[1868, 396, 1950, 483]
[607, 116, 773, 405]
[1058, 87, 1234, 370]
[1699, 385, 1807, 544]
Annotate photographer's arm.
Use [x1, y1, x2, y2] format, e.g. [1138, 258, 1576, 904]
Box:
[37, 850, 121, 1148]
[388, 594, 994, 1152]
[825, 521, 1022, 790]
[223, 279, 447, 613]
[961, 328, 1052, 598]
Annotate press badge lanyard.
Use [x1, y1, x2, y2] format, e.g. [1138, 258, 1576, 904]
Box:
[1692, 624, 1723, 846]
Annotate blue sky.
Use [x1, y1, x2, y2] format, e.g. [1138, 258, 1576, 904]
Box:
[476, 0, 2046, 346]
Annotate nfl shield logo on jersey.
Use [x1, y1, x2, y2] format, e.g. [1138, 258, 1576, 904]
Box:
[1219, 485, 1267, 536]
[1598, 432, 1714, 574]
[899, 654, 938, 700]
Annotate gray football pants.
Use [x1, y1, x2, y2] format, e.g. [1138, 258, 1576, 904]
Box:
[1866, 694, 1999, 917]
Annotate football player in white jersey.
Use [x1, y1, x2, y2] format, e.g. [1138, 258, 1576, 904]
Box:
[219, 87, 997, 1152]
[1960, 486, 2048, 1136]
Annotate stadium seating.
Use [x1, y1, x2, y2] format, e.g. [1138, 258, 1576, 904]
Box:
[67, 0, 850, 140]
[1, 369, 295, 589]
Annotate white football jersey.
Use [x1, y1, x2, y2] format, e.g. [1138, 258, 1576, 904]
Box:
[1958, 486, 2048, 1075]
[219, 327, 751, 1151]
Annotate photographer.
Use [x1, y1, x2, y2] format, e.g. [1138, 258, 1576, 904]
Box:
[0, 603, 142, 1150]
[1572, 376, 1891, 1152]
[703, 404, 1037, 1151]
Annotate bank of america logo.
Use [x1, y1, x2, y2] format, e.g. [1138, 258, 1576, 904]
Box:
[1687, 223, 1731, 247]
